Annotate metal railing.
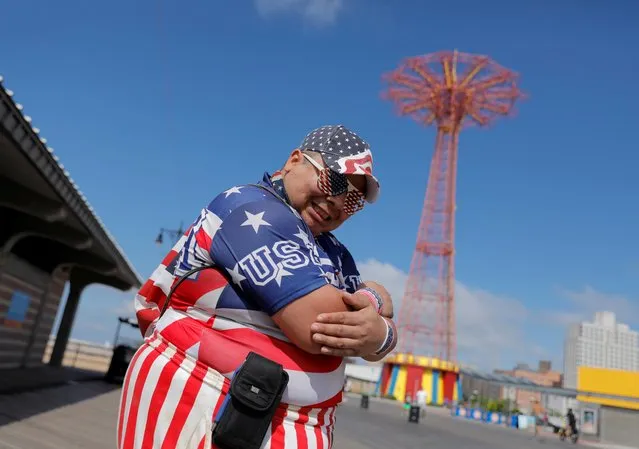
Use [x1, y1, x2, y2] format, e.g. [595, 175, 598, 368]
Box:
[42, 337, 140, 372]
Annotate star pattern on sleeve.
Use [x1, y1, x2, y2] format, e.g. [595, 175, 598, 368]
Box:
[273, 264, 293, 286]
[293, 226, 312, 248]
[223, 186, 243, 198]
[226, 264, 247, 290]
[320, 271, 335, 285]
[241, 210, 271, 233]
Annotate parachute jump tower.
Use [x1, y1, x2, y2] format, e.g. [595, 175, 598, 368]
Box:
[377, 50, 524, 404]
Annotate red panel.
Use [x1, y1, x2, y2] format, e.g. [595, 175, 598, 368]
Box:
[442, 370, 456, 402]
[380, 364, 392, 394]
[405, 365, 424, 401]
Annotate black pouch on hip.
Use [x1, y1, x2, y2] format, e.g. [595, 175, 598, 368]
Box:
[212, 352, 289, 449]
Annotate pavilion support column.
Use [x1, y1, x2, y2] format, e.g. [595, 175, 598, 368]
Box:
[49, 277, 89, 367]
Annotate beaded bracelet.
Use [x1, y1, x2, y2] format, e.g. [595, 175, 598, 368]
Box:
[356, 287, 384, 315]
[374, 317, 397, 356]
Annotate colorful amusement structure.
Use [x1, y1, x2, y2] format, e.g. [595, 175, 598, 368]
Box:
[378, 50, 524, 403]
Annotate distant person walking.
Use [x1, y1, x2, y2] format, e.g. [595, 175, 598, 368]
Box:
[566, 408, 578, 437]
[416, 388, 428, 417]
[531, 397, 544, 440]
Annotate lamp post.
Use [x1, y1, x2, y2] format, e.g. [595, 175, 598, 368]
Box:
[155, 222, 184, 246]
[112, 316, 139, 348]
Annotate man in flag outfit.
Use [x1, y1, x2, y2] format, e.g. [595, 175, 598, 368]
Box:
[118, 124, 398, 449]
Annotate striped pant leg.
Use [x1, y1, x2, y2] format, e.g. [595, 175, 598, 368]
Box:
[266, 406, 338, 449]
[117, 337, 225, 449]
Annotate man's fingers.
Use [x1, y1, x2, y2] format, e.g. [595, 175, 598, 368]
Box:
[312, 333, 361, 350]
[341, 290, 371, 310]
[311, 323, 365, 339]
[319, 347, 358, 357]
[316, 310, 364, 325]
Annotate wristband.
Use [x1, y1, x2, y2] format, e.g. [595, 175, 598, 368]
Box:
[357, 287, 384, 314]
[374, 317, 397, 356]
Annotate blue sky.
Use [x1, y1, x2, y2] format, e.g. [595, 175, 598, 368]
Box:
[2, 0, 638, 371]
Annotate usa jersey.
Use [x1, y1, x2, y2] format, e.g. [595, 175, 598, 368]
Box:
[134, 172, 362, 408]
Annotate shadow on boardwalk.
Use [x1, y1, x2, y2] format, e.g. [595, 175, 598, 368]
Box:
[0, 381, 121, 449]
[0, 366, 120, 427]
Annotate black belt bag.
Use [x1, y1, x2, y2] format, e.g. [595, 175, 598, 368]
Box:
[212, 352, 289, 449]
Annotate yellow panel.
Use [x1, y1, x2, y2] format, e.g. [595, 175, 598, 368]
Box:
[432, 358, 440, 369]
[453, 374, 459, 402]
[437, 373, 444, 404]
[393, 366, 407, 402]
[421, 369, 433, 403]
[577, 367, 639, 410]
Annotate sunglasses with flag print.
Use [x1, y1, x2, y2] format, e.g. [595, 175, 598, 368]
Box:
[303, 153, 366, 216]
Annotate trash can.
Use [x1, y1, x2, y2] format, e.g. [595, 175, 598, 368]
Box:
[408, 405, 420, 423]
[105, 344, 135, 384]
[360, 394, 370, 409]
[510, 414, 519, 429]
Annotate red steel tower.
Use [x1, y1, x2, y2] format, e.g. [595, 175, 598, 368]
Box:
[383, 50, 524, 362]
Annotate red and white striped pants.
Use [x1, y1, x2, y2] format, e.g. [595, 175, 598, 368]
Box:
[117, 334, 338, 449]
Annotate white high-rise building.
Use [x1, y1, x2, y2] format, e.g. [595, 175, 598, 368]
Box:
[563, 311, 639, 388]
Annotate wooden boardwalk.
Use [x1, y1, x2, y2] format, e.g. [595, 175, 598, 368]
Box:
[0, 382, 588, 449]
[0, 381, 121, 449]
[0, 382, 369, 449]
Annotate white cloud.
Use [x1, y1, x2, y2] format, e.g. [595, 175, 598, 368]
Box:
[356, 259, 531, 369]
[554, 286, 639, 326]
[357, 259, 639, 372]
[254, 0, 345, 26]
[112, 296, 136, 317]
[65, 285, 139, 345]
[356, 259, 407, 306]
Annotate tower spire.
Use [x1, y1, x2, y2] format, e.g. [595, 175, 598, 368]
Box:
[382, 50, 524, 361]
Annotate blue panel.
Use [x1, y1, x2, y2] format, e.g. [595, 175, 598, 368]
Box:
[388, 364, 400, 395]
[432, 370, 439, 403]
[5, 291, 31, 323]
[374, 375, 382, 395]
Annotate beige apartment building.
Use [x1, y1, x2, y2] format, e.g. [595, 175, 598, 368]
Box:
[496, 360, 562, 413]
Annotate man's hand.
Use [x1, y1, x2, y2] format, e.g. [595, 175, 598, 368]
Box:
[359, 280, 394, 319]
[310, 291, 387, 357]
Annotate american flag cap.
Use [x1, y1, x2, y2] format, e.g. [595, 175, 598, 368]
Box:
[298, 124, 380, 203]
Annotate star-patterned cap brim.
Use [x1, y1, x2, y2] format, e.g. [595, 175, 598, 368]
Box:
[299, 125, 380, 203]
